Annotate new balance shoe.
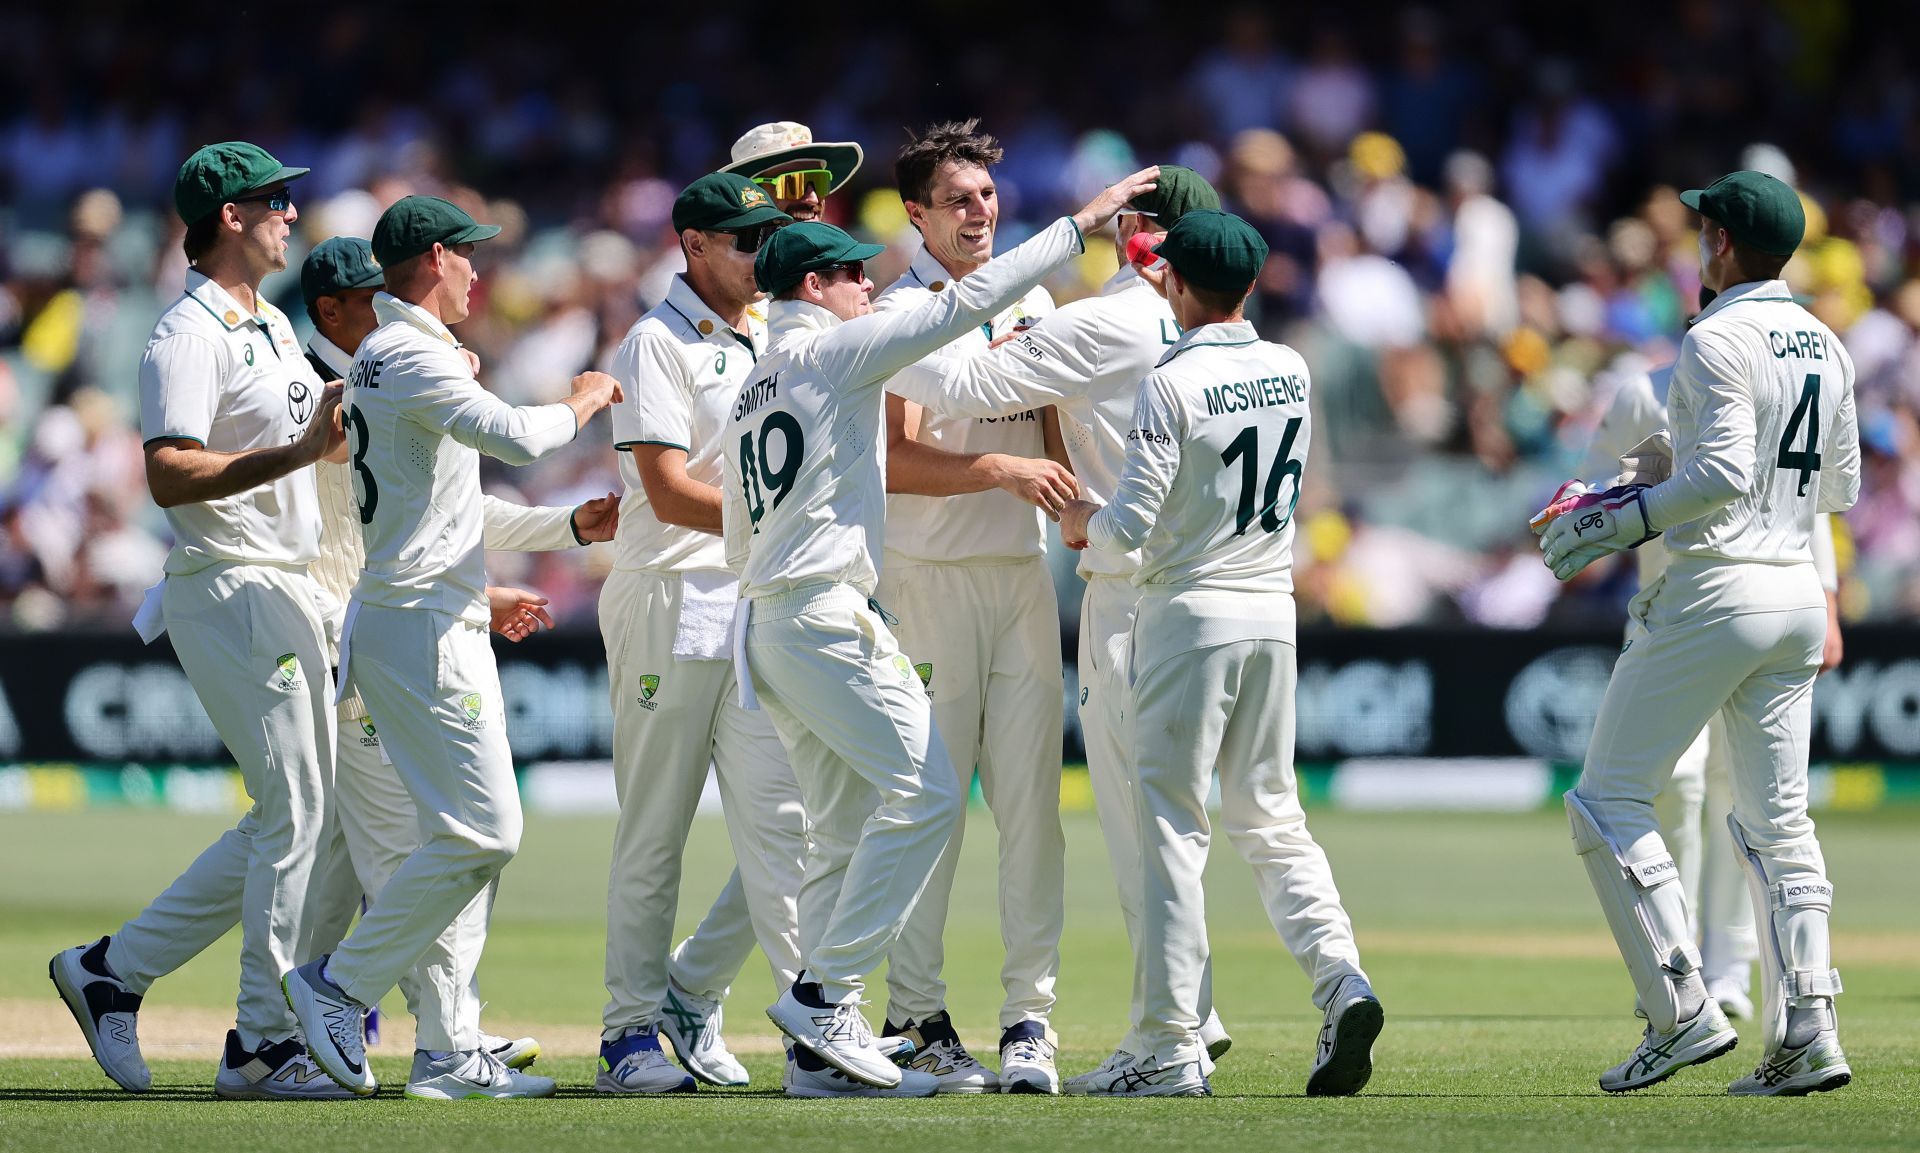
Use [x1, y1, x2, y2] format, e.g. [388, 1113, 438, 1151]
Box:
[1307, 974, 1385, 1097]
[406, 1048, 557, 1100]
[214, 1031, 358, 1100]
[1728, 1031, 1851, 1096]
[886, 1010, 998, 1093]
[1200, 1008, 1233, 1063]
[783, 1046, 939, 1098]
[1070, 1050, 1210, 1097]
[1599, 999, 1738, 1092]
[658, 978, 749, 1086]
[596, 1026, 696, 1094]
[483, 1031, 541, 1071]
[767, 977, 899, 1088]
[1706, 976, 1754, 1022]
[998, 1020, 1059, 1095]
[48, 936, 148, 1093]
[280, 957, 377, 1096]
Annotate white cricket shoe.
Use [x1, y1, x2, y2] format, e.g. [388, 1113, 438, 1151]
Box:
[1599, 999, 1738, 1092]
[1706, 976, 1754, 1021]
[214, 1031, 358, 1100]
[1307, 975, 1385, 1097]
[596, 1026, 696, 1094]
[658, 978, 749, 1086]
[483, 1031, 542, 1071]
[888, 1010, 998, 1094]
[280, 957, 377, 1096]
[1068, 1050, 1210, 1097]
[767, 978, 899, 1088]
[48, 936, 149, 1093]
[1728, 1032, 1852, 1096]
[998, 1021, 1059, 1095]
[783, 1047, 940, 1097]
[406, 1048, 557, 1100]
[1199, 1008, 1233, 1063]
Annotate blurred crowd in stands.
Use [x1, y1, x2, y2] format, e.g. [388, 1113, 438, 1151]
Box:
[2, 2, 1918, 632]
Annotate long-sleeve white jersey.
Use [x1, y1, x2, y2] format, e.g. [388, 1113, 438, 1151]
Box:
[876, 245, 1054, 564]
[138, 270, 326, 574]
[344, 293, 581, 627]
[723, 217, 1086, 600]
[887, 264, 1181, 578]
[1086, 321, 1312, 613]
[608, 275, 764, 573]
[1641, 280, 1858, 585]
[1585, 352, 1837, 593]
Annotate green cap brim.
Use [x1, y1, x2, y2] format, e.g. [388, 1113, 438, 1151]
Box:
[708, 202, 793, 231]
[724, 143, 864, 194]
[446, 223, 503, 247]
[1678, 188, 1705, 211]
[249, 164, 311, 192]
[840, 240, 885, 263]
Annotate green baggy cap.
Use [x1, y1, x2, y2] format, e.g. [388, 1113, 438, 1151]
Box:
[1119, 165, 1221, 226]
[673, 172, 794, 233]
[300, 237, 385, 309]
[371, 196, 503, 268]
[174, 141, 309, 225]
[1151, 209, 1269, 293]
[754, 222, 884, 295]
[1680, 170, 1806, 257]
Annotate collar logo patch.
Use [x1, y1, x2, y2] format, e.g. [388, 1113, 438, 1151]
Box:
[460, 691, 485, 729]
[274, 653, 301, 690]
[223, 309, 239, 325]
[697, 318, 715, 335]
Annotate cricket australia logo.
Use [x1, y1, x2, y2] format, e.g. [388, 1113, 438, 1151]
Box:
[274, 653, 302, 691]
[637, 673, 660, 711]
[460, 692, 486, 730]
[892, 655, 915, 686]
[913, 662, 934, 699]
[358, 717, 379, 747]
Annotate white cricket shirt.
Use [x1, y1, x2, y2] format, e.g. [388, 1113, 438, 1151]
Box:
[723, 217, 1085, 600]
[888, 264, 1180, 578]
[877, 245, 1055, 564]
[345, 292, 580, 626]
[138, 270, 326, 574]
[609, 275, 764, 573]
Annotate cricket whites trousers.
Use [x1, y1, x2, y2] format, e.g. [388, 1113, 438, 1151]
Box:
[875, 555, 1065, 1029]
[598, 567, 806, 1036]
[107, 561, 333, 1049]
[327, 604, 518, 1050]
[1126, 591, 1366, 1066]
[742, 582, 962, 1004]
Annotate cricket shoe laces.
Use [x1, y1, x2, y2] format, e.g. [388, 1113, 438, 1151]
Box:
[1728, 1030, 1851, 1097]
[999, 1021, 1060, 1095]
[1077, 1050, 1210, 1097]
[1599, 998, 1738, 1093]
[660, 980, 748, 1086]
[890, 1011, 998, 1093]
[1063, 1047, 1137, 1095]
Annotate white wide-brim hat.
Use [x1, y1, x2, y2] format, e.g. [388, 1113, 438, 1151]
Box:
[723, 121, 864, 192]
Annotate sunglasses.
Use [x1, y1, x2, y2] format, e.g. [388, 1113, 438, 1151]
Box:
[714, 221, 788, 255]
[753, 169, 833, 203]
[234, 190, 292, 213]
[819, 261, 865, 285]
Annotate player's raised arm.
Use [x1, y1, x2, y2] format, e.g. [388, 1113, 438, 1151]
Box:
[887, 308, 1100, 420]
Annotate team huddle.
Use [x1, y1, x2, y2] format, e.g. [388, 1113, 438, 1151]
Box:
[46, 118, 1854, 1102]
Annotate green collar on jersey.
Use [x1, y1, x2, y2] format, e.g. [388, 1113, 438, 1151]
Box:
[1155, 319, 1259, 367]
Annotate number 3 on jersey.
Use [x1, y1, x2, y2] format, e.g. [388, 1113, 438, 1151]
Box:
[1777, 372, 1822, 496]
[345, 404, 377, 525]
[739, 410, 803, 532]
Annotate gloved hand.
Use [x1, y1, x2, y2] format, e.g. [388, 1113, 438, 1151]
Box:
[1530, 479, 1591, 534]
[1538, 484, 1660, 580]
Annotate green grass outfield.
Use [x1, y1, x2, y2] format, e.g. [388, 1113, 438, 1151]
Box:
[1, 806, 1916, 1151]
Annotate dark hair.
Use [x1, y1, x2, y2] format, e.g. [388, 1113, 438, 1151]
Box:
[1732, 242, 1790, 283]
[182, 213, 221, 263]
[894, 118, 1004, 205]
[305, 300, 324, 328]
[1183, 279, 1253, 316]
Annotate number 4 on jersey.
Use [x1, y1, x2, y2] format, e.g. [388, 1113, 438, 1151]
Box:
[1777, 372, 1822, 496]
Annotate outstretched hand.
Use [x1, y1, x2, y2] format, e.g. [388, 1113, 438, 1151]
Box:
[487, 585, 554, 642]
[1073, 166, 1161, 236]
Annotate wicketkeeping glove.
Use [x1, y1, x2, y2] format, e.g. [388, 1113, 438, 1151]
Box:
[1537, 483, 1660, 581]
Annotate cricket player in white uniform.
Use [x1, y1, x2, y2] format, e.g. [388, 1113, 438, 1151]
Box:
[871, 119, 1085, 1094]
[725, 167, 1159, 1095]
[597, 173, 813, 1096]
[724, 120, 864, 223]
[49, 143, 357, 1100]
[295, 236, 614, 1080]
[1537, 171, 1858, 1096]
[1060, 210, 1379, 1098]
[284, 196, 621, 1100]
[886, 168, 1236, 1088]
[1578, 345, 1842, 1025]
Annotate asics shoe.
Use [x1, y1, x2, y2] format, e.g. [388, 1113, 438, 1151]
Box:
[1307, 975, 1385, 1097]
[1599, 999, 1738, 1092]
[1728, 1031, 1851, 1096]
[1070, 1050, 1209, 1097]
[658, 978, 748, 1087]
